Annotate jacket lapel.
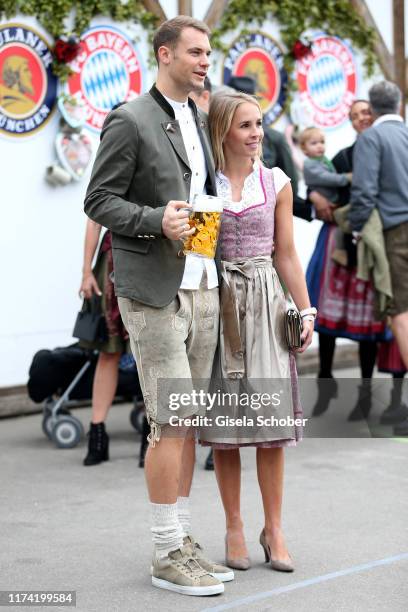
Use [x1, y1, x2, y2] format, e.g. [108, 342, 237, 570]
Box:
[190, 103, 217, 196]
[161, 121, 190, 169]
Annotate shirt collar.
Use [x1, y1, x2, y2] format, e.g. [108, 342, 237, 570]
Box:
[163, 94, 189, 113]
[373, 114, 403, 126]
[217, 159, 260, 181]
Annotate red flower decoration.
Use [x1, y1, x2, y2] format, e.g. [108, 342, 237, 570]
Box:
[292, 40, 312, 60]
[54, 37, 82, 64]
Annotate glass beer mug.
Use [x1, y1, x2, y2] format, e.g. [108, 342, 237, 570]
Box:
[183, 194, 224, 259]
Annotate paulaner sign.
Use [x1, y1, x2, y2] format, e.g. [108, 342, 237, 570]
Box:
[0, 23, 57, 137]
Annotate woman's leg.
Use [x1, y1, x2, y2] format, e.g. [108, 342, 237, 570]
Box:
[313, 333, 338, 416]
[318, 332, 336, 377]
[213, 448, 248, 559]
[91, 351, 121, 423]
[348, 341, 378, 421]
[359, 340, 378, 379]
[256, 447, 290, 561]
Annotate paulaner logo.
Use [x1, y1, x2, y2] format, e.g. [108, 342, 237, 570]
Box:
[223, 32, 288, 125]
[0, 23, 57, 137]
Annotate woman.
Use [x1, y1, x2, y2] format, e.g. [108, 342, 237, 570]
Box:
[79, 220, 149, 467]
[201, 92, 314, 571]
[306, 100, 389, 420]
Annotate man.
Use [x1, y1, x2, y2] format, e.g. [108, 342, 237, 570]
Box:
[227, 75, 312, 221]
[349, 81, 408, 435]
[84, 16, 232, 596]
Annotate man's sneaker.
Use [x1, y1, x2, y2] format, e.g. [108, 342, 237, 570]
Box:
[184, 535, 235, 582]
[151, 545, 224, 596]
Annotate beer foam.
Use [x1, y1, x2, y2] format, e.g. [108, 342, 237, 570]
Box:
[193, 195, 224, 212]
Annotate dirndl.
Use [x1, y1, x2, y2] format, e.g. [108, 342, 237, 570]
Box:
[79, 231, 128, 353]
[307, 224, 387, 340]
[200, 256, 303, 448]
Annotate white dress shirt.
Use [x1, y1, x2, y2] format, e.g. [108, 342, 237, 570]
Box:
[373, 114, 403, 127]
[164, 96, 218, 290]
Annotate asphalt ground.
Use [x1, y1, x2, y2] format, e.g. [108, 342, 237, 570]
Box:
[1, 368, 408, 612]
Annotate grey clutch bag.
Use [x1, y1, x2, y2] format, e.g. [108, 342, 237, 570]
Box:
[284, 309, 303, 350]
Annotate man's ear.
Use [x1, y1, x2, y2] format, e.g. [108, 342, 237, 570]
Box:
[157, 45, 172, 66]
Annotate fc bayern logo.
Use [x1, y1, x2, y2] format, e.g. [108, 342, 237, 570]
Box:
[223, 32, 288, 125]
[296, 35, 358, 128]
[0, 23, 57, 137]
[66, 25, 144, 133]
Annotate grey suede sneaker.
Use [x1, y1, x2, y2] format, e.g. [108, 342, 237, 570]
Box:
[151, 545, 224, 596]
[184, 535, 235, 582]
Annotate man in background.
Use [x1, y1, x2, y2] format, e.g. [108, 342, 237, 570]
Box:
[349, 81, 408, 435]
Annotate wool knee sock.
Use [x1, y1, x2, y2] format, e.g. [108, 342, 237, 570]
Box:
[150, 502, 184, 559]
[177, 496, 191, 538]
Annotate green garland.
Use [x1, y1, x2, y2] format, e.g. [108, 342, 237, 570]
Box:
[211, 0, 377, 79]
[0, 0, 159, 80]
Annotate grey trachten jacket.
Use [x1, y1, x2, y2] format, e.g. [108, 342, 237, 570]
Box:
[349, 119, 408, 231]
[84, 85, 217, 307]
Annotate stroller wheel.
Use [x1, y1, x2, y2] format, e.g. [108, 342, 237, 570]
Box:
[42, 414, 54, 440]
[130, 404, 145, 434]
[51, 416, 84, 449]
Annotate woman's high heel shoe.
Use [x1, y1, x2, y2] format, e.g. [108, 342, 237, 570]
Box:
[225, 534, 250, 570]
[259, 529, 294, 572]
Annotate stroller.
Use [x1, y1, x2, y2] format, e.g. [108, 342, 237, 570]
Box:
[27, 343, 145, 449]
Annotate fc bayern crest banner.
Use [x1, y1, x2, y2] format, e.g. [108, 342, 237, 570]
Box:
[223, 32, 288, 125]
[65, 25, 145, 133]
[0, 23, 57, 137]
[295, 34, 358, 129]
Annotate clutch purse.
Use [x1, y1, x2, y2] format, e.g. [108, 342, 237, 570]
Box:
[284, 309, 303, 350]
[73, 295, 108, 343]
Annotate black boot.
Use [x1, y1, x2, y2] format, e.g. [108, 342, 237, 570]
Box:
[139, 416, 149, 468]
[393, 417, 408, 436]
[83, 422, 109, 466]
[312, 376, 338, 417]
[204, 449, 214, 471]
[380, 378, 408, 425]
[348, 382, 372, 422]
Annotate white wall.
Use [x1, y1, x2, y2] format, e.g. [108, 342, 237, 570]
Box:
[0, 3, 400, 386]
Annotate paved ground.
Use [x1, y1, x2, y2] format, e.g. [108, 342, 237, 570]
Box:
[1, 368, 408, 612]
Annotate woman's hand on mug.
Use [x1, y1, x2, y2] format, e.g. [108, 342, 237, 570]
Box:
[295, 319, 314, 353]
[79, 272, 101, 299]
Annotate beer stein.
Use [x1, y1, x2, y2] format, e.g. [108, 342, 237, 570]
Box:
[183, 194, 224, 259]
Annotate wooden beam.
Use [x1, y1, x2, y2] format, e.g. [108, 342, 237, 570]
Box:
[350, 0, 394, 81]
[204, 0, 229, 29]
[393, 0, 406, 117]
[178, 0, 193, 16]
[142, 0, 167, 23]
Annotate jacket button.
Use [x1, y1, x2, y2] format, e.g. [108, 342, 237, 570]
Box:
[177, 250, 185, 258]
[183, 172, 190, 180]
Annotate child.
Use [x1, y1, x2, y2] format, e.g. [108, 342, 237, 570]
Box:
[300, 127, 352, 266]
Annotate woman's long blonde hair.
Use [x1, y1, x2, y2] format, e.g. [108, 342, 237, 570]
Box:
[209, 91, 263, 171]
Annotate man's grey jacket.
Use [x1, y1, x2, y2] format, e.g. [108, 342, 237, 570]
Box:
[84, 85, 217, 307]
[349, 119, 408, 232]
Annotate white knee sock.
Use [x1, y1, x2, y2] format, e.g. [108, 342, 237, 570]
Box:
[150, 502, 184, 559]
[177, 496, 191, 538]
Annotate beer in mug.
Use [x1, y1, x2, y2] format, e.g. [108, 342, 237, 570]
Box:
[183, 195, 224, 258]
